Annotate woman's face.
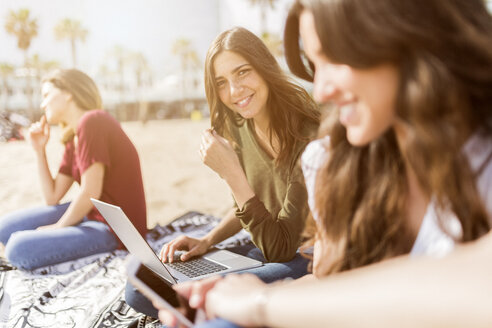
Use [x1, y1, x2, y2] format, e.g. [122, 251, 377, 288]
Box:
[40, 82, 71, 124]
[213, 51, 269, 121]
[299, 10, 400, 146]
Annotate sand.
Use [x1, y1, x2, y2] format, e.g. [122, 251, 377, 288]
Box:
[0, 119, 232, 228]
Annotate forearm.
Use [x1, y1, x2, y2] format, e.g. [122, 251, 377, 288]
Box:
[55, 162, 105, 227]
[263, 241, 492, 328]
[35, 150, 57, 204]
[221, 168, 299, 261]
[223, 168, 255, 210]
[56, 190, 94, 227]
[237, 196, 305, 262]
[290, 273, 316, 284]
[202, 208, 242, 247]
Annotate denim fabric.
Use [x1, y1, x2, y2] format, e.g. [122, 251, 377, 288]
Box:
[125, 243, 309, 317]
[226, 243, 309, 283]
[125, 276, 161, 319]
[194, 318, 242, 328]
[0, 202, 118, 270]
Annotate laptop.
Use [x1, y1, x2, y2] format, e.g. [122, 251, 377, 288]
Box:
[91, 198, 262, 284]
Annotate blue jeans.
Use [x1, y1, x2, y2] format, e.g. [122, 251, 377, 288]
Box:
[194, 319, 241, 328]
[125, 243, 309, 318]
[0, 202, 119, 270]
[226, 244, 309, 283]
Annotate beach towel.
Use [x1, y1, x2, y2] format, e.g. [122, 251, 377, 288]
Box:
[0, 211, 252, 328]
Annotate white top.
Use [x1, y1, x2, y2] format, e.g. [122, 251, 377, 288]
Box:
[301, 133, 492, 258]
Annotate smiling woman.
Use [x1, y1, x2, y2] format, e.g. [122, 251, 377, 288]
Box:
[124, 26, 320, 319]
[197, 26, 320, 264]
[285, 0, 492, 275]
[213, 51, 270, 123]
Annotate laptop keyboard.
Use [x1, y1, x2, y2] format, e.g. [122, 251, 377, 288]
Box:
[166, 257, 228, 278]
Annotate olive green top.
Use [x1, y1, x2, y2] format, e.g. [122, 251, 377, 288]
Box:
[231, 120, 317, 262]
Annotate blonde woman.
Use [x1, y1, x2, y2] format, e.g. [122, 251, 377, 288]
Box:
[0, 69, 147, 270]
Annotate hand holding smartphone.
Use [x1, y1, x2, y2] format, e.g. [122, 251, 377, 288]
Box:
[125, 255, 196, 327]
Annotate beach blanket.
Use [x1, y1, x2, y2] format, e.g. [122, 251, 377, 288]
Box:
[0, 211, 253, 328]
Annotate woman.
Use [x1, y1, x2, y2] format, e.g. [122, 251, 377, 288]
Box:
[0, 69, 147, 270]
[157, 0, 492, 326]
[125, 26, 320, 318]
[289, 0, 492, 275]
[162, 27, 319, 264]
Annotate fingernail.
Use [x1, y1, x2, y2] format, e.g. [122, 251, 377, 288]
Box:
[161, 312, 173, 326]
[189, 294, 201, 308]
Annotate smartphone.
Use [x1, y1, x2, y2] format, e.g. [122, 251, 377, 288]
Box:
[125, 255, 196, 327]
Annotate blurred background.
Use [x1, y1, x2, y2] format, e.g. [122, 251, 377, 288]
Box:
[1, 0, 492, 227]
[0, 0, 295, 124]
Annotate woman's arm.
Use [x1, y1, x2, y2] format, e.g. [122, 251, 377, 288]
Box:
[205, 233, 492, 328]
[29, 116, 74, 205]
[237, 170, 308, 262]
[43, 162, 104, 228]
[200, 129, 254, 208]
[201, 129, 308, 262]
[201, 207, 243, 247]
[35, 151, 74, 205]
[160, 208, 243, 262]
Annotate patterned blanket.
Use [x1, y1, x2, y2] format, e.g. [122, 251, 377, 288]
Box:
[0, 211, 252, 328]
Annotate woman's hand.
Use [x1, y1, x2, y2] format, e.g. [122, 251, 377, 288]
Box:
[28, 115, 50, 153]
[159, 236, 211, 263]
[155, 276, 223, 327]
[199, 129, 242, 181]
[205, 274, 269, 326]
[199, 129, 255, 208]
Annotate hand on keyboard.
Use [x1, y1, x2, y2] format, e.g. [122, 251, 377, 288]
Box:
[159, 235, 212, 263]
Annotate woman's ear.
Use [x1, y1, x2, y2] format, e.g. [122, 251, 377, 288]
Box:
[64, 92, 73, 103]
[58, 88, 73, 105]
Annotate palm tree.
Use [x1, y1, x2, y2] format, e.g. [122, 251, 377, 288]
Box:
[28, 54, 59, 83]
[128, 51, 151, 89]
[5, 9, 38, 65]
[107, 45, 129, 93]
[248, 0, 277, 36]
[54, 18, 88, 68]
[104, 45, 133, 120]
[97, 64, 113, 90]
[127, 52, 151, 124]
[5, 8, 38, 119]
[172, 38, 200, 111]
[25, 55, 59, 113]
[0, 63, 14, 112]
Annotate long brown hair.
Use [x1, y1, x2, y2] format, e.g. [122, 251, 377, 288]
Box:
[286, 0, 492, 275]
[42, 68, 102, 143]
[204, 27, 319, 166]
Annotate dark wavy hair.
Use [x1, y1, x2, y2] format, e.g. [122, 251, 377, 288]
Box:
[205, 27, 320, 166]
[285, 0, 492, 275]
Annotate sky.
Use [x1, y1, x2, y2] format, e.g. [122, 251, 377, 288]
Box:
[0, 0, 294, 78]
